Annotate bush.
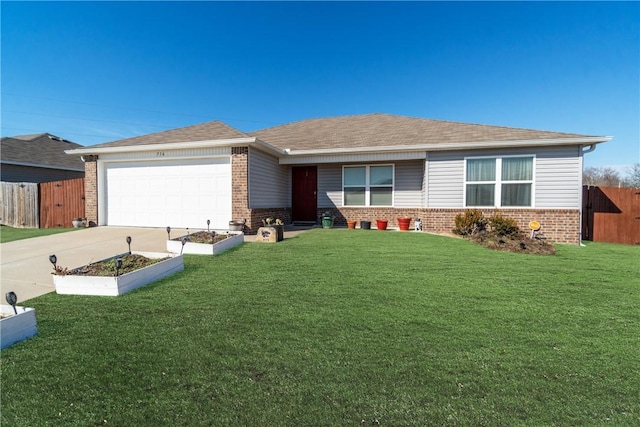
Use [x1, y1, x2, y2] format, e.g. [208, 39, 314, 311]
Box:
[453, 210, 487, 236]
[489, 213, 521, 237]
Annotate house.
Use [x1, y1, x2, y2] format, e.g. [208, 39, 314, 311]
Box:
[1, 133, 85, 183]
[66, 113, 611, 244]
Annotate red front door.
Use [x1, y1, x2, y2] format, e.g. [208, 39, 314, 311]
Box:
[292, 166, 317, 222]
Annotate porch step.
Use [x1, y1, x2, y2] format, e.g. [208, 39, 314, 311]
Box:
[292, 221, 317, 226]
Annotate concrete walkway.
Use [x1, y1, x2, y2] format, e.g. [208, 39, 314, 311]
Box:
[1, 225, 315, 303]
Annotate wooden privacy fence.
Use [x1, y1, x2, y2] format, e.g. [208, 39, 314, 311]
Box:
[0, 182, 39, 228]
[582, 186, 640, 245]
[0, 178, 85, 229]
[39, 178, 85, 228]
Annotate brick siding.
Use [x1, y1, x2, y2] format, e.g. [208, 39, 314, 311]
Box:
[231, 147, 251, 228]
[84, 159, 98, 226]
[318, 207, 581, 245]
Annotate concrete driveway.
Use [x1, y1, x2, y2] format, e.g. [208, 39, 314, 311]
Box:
[0, 227, 186, 303]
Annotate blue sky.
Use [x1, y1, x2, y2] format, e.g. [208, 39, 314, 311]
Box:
[2, 1, 638, 173]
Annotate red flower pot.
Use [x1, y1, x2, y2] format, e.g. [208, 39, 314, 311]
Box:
[376, 219, 388, 230]
[397, 217, 411, 231]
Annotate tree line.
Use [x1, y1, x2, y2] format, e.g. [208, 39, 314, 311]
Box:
[583, 163, 640, 187]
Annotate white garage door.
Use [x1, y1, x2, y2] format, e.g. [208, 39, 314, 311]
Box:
[105, 157, 232, 229]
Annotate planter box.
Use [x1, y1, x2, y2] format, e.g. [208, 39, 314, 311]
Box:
[166, 231, 244, 255]
[53, 251, 184, 296]
[1, 305, 37, 349]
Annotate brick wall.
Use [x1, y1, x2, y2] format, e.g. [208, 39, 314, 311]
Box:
[248, 208, 292, 234]
[84, 159, 98, 226]
[319, 207, 581, 244]
[231, 147, 251, 228]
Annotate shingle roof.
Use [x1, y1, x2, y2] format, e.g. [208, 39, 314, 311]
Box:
[0, 133, 85, 170]
[88, 120, 250, 149]
[249, 113, 595, 150]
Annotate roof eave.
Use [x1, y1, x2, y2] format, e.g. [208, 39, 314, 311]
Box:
[281, 136, 612, 157]
[0, 160, 85, 172]
[66, 137, 283, 157]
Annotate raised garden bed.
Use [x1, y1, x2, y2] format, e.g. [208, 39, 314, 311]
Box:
[52, 251, 184, 296]
[1, 305, 37, 350]
[167, 231, 244, 255]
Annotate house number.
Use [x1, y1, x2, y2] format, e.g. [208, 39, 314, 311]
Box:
[156, 152, 165, 157]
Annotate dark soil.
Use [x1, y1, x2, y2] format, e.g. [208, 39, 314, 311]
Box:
[55, 254, 168, 277]
[467, 231, 556, 255]
[171, 231, 230, 244]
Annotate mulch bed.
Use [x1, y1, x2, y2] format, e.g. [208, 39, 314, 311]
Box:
[56, 254, 168, 277]
[171, 231, 231, 244]
[467, 231, 556, 255]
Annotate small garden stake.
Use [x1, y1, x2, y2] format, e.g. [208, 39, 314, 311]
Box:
[49, 254, 57, 270]
[181, 237, 188, 255]
[115, 257, 122, 276]
[207, 219, 210, 232]
[166, 226, 171, 240]
[126, 236, 132, 254]
[5, 291, 17, 314]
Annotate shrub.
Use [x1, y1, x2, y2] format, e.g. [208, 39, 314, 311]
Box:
[489, 213, 521, 237]
[453, 210, 487, 236]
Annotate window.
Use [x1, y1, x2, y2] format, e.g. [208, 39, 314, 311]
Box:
[343, 165, 393, 206]
[465, 156, 533, 207]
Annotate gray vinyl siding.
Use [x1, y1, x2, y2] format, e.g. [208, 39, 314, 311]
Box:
[248, 148, 290, 208]
[0, 164, 84, 183]
[394, 160, 424, 207]
[318, 164, 342, 208]
[426, 152, 465, 208]
[426, 146, 583, 209]
[318, 161, 424, 208]
[535, 146, 582, 208]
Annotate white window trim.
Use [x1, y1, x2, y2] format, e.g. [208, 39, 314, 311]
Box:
[342, 164, 395, 207]
[463, 155, 536, 208]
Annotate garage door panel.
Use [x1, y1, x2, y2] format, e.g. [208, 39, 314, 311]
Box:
[106, 158, 231, 229]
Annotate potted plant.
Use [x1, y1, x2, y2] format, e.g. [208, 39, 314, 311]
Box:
[397, 217, 411, 231]
[376, 219, 388, 230]
[321, 211, 334, 228]
[229, 219, 246, 232]
[71, 217, 86, 228]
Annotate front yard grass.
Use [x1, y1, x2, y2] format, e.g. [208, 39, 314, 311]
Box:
[1, 229, 638, 426]
[0, 225, 78, 243]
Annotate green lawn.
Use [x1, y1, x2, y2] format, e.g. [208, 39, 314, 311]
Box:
[1, 230, 638, 426]
[0, 225, 78, 243]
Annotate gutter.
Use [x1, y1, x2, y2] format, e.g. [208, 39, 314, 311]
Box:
[65, 137, 284, 157]
[0, 160, 84, 172]
[281, 136, 612, 157]
[65, 135, 612, 160]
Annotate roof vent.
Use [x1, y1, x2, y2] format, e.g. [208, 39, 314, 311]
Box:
[47, 135, 72, 143]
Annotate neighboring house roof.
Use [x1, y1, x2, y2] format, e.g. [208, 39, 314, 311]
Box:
[87, 120, 250, 149]
[1, 133, 85, 171]
[249, 113, 604, 151]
